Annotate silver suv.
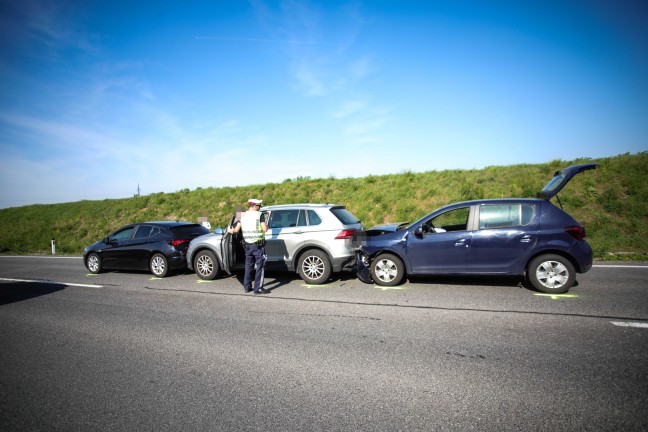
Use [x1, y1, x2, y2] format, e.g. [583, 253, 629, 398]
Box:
[187, 204, 363, 284]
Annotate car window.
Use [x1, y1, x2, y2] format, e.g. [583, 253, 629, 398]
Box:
[112, 227, 135, 241]
[295, 210, 307, 227]
[330, 207, 360, 224]
[134, 225, 153, 239]
[479, 204, 535, 229]
[521, 205, 535, 225]
[424, 207, 470, 233]
[170, 224, 210, 238]
[307, 210, 322, 226]
[269, 209, 300, 228]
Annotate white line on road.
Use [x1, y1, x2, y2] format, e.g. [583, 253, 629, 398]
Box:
[0, 256, 82, 259]
[0, 277, 102, 289]
[610, 321, 648, 328]
[594, 265, 648, 269]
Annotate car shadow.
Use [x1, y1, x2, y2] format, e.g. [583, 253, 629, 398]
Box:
[226, 270, 357, 292]
[405, 275, 580, 292]
[407, 274, 526, 288]
[0, 281, 67, 306]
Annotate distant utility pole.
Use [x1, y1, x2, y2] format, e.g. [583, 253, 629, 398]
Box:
[135, 184, 141, 197]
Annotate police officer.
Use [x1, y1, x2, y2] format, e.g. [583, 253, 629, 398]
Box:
[229, 198, 270, 294]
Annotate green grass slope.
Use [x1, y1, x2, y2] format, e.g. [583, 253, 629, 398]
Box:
[1, 152, 646, 260]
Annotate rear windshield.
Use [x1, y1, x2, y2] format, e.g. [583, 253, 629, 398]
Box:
[330, 207, 360, 225]
[170, 224, 209, 238]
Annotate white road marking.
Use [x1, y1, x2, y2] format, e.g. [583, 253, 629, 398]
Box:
[610, 322, 648, 328]
[0, 277, 102, 289]
[0, 256, 82, 259]
[593, 265, 648, 269]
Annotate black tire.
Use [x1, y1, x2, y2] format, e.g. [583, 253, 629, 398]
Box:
[86, 253, 102, 274]
[150, 253, 169, 278]
[297, 249, 332, 284]
[194, 250, 220, 280]
[370, 253, 405, 286]
[527, 254, 575, 294]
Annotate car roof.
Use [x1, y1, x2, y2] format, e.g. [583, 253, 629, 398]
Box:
[261, 203, 343, 211]
[139, 221, 199, 227]
[444, 198, 544, 207]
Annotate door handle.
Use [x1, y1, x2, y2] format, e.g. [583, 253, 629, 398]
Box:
[520, 235, 533, 243]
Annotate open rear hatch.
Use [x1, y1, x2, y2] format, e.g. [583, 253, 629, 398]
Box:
[537, 163, 598, 201]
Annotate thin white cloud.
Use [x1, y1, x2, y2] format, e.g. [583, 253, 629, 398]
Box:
[333, 100, 367, 118]
[249, 0, 366, 98]
[21, 0, 99, 57]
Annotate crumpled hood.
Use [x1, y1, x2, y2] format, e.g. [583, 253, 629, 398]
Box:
[351, 222, 409, 249]
[365, 222, 409, 234]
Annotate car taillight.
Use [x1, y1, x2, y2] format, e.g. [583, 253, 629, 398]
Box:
[565, 226, 586, 241]
[170, 239, 190, 247]
[335, 229, 357, 239]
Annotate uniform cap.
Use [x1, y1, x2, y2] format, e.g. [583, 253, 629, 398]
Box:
[248, 198, 263, 205]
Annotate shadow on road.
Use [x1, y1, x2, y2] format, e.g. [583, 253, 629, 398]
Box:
[406, 275, 580, 292]
[0, 281, 66, 306]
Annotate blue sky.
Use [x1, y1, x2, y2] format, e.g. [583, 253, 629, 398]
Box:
[1, 0, 646, 208]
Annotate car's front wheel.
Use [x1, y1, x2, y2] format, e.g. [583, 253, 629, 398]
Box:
[194, 250, 220, 280]
[150, 253, 169, 278]
[86, 253, 102, 274]
[370, 253, 405, 286]
[298, 249, 332, 285]
[527, 254, 575, 294]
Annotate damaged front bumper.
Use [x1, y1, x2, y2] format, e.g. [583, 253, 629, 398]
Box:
[355, 251, 374, 284]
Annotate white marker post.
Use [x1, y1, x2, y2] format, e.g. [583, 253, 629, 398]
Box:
[51, 238, 56, 255]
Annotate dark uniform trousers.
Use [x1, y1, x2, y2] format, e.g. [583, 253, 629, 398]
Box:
[243, 242, 266, 291]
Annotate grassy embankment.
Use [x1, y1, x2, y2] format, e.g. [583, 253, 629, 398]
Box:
[0, 152, 646, 260]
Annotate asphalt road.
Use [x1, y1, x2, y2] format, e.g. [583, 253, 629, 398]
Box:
[1, 256, 647, 431]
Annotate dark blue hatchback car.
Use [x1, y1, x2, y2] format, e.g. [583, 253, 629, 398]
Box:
[354, 164, 597, 293]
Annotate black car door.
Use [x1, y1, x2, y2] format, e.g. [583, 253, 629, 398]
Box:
[128, 225, 156, 269]
[101, 226, 137, 269]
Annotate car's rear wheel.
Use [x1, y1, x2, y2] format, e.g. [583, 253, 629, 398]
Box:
[528, 254, 575, 294]
[150, 253, 169, 278]
[87, 253, 102, 274]
[371, 253, 405, 286]
[298, 249, 331, 284]
[194, 250, 220, 280]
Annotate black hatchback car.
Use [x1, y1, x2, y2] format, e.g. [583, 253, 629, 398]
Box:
[83, 221, 209, 277]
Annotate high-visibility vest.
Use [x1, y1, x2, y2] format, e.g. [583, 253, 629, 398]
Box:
[241, 211, 265, 244]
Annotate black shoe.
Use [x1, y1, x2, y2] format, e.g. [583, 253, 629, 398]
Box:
[254, 288, 270, 295]
[244, 287, 252, 293]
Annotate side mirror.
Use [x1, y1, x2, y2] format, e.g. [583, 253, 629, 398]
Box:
[213, 227, 224, 235]
[414, 227, 424, 238]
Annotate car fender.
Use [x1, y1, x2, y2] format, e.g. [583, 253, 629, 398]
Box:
[187, 234, 223, 270]
[357, 230, 411, 271]
[291, 242, 334, 272]
[362, 244, 410, 273]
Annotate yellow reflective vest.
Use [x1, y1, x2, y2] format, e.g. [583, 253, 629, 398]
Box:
[240, 211, 265, 244]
